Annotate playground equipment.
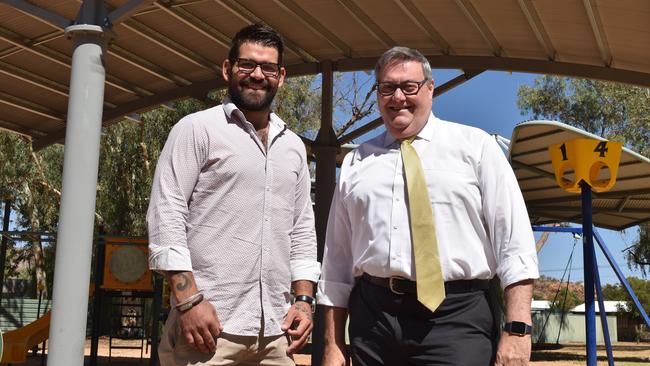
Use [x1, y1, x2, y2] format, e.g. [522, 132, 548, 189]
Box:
[509, 120, 650, 366]
[0, 230, 162, 366]
[0, 311, 50, 363]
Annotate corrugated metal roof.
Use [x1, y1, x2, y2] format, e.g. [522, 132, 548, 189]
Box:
[2, 0, 650, 149]
[509, 120, 650, 230]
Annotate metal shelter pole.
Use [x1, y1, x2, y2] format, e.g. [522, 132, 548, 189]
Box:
[48, 1, 108, 365]
[311, 60, 339, 366]
[0, 200, 11, 300]
[593, 258, 615, 366]
[581, 181, 597, 366]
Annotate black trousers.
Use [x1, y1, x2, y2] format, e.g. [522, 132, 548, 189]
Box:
[348, 277, 496, 365]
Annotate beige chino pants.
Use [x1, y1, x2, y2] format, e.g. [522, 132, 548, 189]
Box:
[158, 309, 295, 366]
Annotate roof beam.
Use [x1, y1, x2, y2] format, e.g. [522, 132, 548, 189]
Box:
[337, 0, 395, 48]
[214, 0, 318, 62]
[0, 26, 152, 96]
[0, 91, 65, 121]
[154, 1, 231, 50]
[121, 19, 220, 72]
[0, 0, 71, 29]
[109, 44, 191, 85]
[0, 30, 62, 59]
[0, 119, 48, 137]
[274, 0, 353, 58]
[433, 69, 484, 96]
[32, 78, 228, 150]
[394, 0, 452, 55]
[0, 60, 117, 108]
[107, 0, 153, 25]
[517, 0, 556, 60]
[583, 0, 612, 67]
[454, 0, 504, 56]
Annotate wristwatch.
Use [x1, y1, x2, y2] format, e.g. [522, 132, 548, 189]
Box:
[293, 295, 316, 313]
[504, 321, 533, 336]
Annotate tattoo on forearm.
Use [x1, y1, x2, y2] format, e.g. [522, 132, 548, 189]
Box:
[174, 273, 190, 291]
[295, 302, 312, 317]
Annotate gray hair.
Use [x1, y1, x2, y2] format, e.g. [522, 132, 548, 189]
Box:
[374, 46, 432, 82]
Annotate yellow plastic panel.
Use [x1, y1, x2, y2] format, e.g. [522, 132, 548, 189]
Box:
[549, 138, 622, 193]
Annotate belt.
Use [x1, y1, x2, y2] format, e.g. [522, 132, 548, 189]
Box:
[361, 273, 490, 295]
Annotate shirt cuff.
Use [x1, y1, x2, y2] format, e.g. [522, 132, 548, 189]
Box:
[148, 244, 193, 272]
[291, 259, 321, 283]
[316, 280, 354, 308]
[498, 253, 540, 289]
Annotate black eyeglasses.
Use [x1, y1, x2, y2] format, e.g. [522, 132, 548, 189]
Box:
[235, 58, 281, 77]
[376, 79, 429, 96]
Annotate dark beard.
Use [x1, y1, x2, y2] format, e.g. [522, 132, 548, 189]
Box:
[228, 78, 277, 112]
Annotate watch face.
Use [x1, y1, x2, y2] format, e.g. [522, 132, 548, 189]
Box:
[510, 321, 527, 334]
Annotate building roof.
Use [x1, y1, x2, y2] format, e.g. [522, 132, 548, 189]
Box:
[2, 1, 650, 149]
[571, 301, 629, 313]
[508, 120, 650, 230]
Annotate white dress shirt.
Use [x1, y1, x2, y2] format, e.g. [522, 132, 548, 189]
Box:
[148, 98, 320, 336]
[317, 113, 539, 308]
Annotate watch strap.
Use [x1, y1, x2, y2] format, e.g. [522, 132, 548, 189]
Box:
[504, 321, 532, 336]
[294, 295, 315, 305]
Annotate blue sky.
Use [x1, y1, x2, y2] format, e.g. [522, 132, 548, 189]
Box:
[341, 68, 646, 286]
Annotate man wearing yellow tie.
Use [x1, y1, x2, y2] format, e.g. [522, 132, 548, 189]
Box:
[317, 47, 539, 365]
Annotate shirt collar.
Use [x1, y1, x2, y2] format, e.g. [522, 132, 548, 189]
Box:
[222, 95, 285, 131]
[382, 112, 437, 147]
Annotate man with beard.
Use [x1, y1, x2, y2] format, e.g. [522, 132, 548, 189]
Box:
[148, 24, 320, 366]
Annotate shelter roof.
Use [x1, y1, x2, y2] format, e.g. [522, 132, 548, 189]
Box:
[508, 120, 650, 231]
[2, 0, 650, 149]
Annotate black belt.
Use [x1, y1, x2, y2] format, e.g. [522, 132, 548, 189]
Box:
[362, 273, 490, 295]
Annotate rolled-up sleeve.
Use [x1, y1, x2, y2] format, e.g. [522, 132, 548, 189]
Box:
[478, 135, 539, 289]
[147, 116, 205, 272]
[289, 145, 320, 282]
[317, 155, 355, 308]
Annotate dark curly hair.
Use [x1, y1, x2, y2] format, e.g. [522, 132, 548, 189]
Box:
[228, 24, 284, 65]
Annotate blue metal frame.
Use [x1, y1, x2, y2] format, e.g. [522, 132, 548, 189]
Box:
[533, 184, 650, 365]
[581, 182, 598, 366]
[593, 229, 650, 328]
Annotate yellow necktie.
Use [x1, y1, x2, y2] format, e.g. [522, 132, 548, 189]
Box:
[401, 138, 445, 312]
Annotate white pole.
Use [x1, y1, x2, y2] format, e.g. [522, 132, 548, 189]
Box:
[47, 24, 106, 366]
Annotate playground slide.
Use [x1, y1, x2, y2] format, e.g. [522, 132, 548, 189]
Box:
[0, 311, 50, 363]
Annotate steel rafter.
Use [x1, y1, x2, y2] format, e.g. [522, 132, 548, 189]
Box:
[454, 0, 504, 56]
[215, 0, 318, 62]
[394, 0, 452, 55]
[274, 0, 353, 58]
[337, 0, 395, 48]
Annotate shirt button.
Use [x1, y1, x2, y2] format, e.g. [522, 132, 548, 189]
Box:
[393, 225, 398, 230]
[265, 218, 269, 222]
[395, 197, 400, 202]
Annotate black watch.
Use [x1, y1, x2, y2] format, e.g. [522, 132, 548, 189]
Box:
[293, 295, 316, 312]
[504, 321, 532, 336]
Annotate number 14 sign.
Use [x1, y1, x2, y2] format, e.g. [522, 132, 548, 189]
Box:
[548, 138, 622, 193]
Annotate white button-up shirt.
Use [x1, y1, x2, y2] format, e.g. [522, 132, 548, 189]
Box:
[317, 113, 539, 308]
[148, 98, 320, 336]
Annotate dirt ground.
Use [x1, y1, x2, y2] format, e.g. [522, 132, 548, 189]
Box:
[8, 339, 650, 365]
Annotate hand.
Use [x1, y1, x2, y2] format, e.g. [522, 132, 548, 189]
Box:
[281, 301, 313, 354]
[494, 332, 532, 366]
[177, 300, 223, 353]
[321, 342, 349, 366]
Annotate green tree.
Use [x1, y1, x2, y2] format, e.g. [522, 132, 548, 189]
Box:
[601, 277, 650, 323]
[518, 76, 650, 273]
[549, 287, 582, 313]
